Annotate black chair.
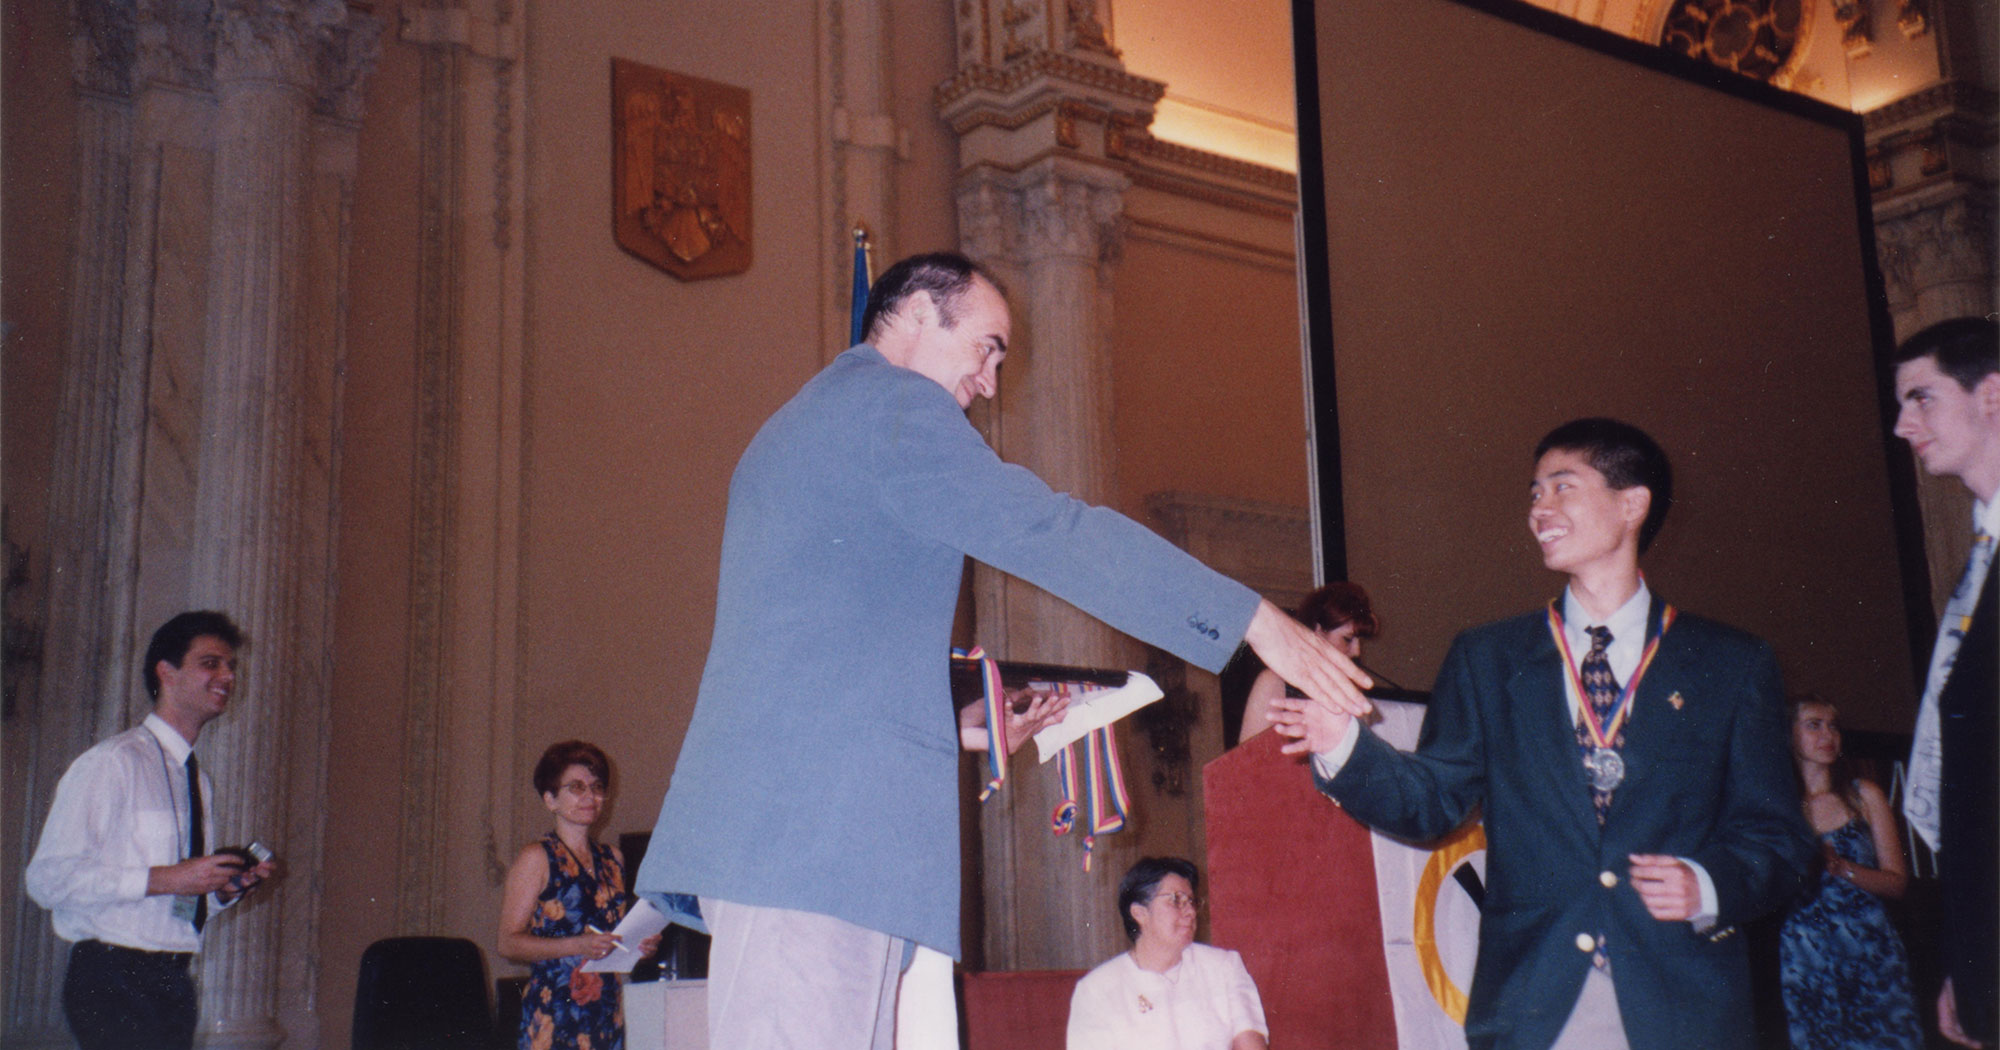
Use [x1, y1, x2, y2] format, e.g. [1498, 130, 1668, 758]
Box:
[352, 936, 498, 1050]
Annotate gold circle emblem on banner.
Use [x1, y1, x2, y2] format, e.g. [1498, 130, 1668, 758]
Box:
[1412, 821, 1488, 1023]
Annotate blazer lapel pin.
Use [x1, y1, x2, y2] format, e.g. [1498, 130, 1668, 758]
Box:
[1667, 691, 1685, 711]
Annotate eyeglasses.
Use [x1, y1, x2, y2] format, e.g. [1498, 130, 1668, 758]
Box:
[1152, 892, 1200, 911]
[558, 780, 607, 798]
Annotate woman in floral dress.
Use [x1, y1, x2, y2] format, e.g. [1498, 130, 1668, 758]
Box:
[500, 741, 658, 1050]
[1780, 697, 1923, 1050]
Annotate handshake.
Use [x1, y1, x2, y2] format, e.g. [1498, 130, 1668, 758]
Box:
[1268, 695, 1360, 757]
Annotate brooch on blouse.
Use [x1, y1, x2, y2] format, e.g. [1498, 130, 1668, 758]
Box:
[1136, 994, 1155, 1014]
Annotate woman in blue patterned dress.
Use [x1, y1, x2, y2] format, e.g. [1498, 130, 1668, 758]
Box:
[500, 741, 659, 1050]
[1780, 696, 1923, 1050]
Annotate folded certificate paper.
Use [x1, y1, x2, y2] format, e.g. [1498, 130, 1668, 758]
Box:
[1031, 672, 1164, 763]
[580, 898, 670, 973]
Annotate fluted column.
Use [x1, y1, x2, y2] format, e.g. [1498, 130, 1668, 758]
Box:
[938, 0, 1166, 969]
[957, 159, 1144, 969]
[184, 1, 347, 1046]
[3, 5, 140, 1046]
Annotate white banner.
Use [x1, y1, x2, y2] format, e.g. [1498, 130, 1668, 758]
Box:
[1367, 700, 1485, 1050]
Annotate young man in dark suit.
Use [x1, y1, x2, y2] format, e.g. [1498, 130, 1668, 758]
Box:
[1272, 418, 1815, 1050]
[1892, 317, 2000, 1049]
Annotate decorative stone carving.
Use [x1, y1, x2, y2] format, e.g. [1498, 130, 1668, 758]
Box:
[1875, 193, 1997, 316]
[1896, 0, 1927, 38]
[1832, 0, 1873, 57]
[132, 0, 214, 95]
[211, 0, 346, 87]
[315, 13, 385, 124]
[72, 0, 136, 97]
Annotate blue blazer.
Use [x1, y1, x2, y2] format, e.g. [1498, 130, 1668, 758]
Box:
[635, 345, 1260, 957]
[1318, 596, 1815, 1050]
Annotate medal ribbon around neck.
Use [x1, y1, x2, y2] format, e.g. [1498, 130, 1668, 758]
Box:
[1545, 602, 1676, 749]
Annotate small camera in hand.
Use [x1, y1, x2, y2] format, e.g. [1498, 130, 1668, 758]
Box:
[216, 841, 274, 895]
[214, 841, 273, 871]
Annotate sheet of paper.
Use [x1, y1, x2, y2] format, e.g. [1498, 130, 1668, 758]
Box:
[581, 897, 670, 973]
[1031, 672, 1164, 763]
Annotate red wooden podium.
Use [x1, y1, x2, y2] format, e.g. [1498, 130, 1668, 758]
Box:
[1203, 731, 1401, 1049]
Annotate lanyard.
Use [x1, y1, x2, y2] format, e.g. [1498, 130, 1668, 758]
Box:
[151, 732, 190, 861]
[1546, 602, 1675, 749]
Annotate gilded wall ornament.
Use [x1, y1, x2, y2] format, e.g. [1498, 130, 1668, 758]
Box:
[612, 58, 752, 281]
[1659, 0, 1807, 84]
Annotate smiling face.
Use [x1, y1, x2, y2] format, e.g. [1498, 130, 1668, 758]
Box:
[543, 763, 607, 830]
[900, 277, 1010, 409]
[1130, 873, 1198, 957]
[1528, 448, 1649, 580]
[1894, 355, 2000, 499]
[153, 635, 238, 733]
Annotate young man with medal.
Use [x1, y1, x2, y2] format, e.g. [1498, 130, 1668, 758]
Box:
[1271, 418, 1815, 1050]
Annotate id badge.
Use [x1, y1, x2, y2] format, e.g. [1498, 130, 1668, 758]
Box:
[171, 895, 198, 924]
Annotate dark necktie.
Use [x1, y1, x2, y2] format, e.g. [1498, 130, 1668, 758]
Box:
[187, 752, 206, 933]
[1577, 626, 1621, 823]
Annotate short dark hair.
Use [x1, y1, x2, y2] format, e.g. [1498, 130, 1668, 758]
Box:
[143, 611, 243, 700]
[1117, 855, 1199, 942]
[1296, 582, 1379, 638]
[533, 740, 610, 797]
[1892, 317, 1999, 392]
[859, 251, 1003, 343]
[1535, 418, 1674, 554]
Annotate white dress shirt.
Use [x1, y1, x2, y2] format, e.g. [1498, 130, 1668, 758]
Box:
[25, 713, 227, 952]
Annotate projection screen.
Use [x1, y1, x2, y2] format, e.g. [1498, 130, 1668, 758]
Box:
[1295, 0, 1928, 729]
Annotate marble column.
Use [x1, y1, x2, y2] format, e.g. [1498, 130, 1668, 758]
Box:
[183, 1, 370, 1046]
[2, 5, 140, 1046]
[958, 159, 1144, 969]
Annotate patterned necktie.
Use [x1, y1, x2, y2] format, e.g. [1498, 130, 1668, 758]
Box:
[1905, 527, 1997, 851]
[1577, 626, 1621, 824]
[187, 752, 206, 933]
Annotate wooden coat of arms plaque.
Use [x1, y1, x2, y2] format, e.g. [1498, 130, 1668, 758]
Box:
[612, 58, 751, 280]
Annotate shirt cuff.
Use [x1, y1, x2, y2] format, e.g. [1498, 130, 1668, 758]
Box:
[1680, 857, 1719, 929]
[1308, 719, 1363, 781]
[117, 867, 152, 902]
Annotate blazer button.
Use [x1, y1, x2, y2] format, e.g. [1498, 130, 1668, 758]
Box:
[1599, 871, 1618, 888]
[1575, 933, 1597, 953]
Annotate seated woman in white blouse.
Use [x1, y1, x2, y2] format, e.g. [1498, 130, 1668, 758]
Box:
[1067, 856, 1269, 1050]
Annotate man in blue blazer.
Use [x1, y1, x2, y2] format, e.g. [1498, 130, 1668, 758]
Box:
[1273, 418, 1815, 1050]
[1891, 317, 1999, 1048]
[635, 252, 1372, 1050]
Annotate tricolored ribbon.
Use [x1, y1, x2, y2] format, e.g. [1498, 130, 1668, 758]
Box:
[953, 647, 1010, 799]
[1546, 602, 1676, 749]
[954, 652, 1137, 871]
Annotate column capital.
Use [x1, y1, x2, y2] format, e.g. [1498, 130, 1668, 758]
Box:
[956, 159, 1130, 271]
[1874, 190, 1996, 314]
[313, 12, 384, 123]
[211, 0, 346, 88]
[72, 0, 137, 97]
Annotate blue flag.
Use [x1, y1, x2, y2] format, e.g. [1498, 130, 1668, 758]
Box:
[849, 227, 871, 346]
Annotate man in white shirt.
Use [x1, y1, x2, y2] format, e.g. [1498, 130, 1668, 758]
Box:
[1270, 418, 1814, 1050]
[26, 611, 277, 1050]
[1891, 317, 2000, 1048]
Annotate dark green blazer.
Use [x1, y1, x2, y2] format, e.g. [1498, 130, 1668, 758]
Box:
[1318, 596, 1815, 1050]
